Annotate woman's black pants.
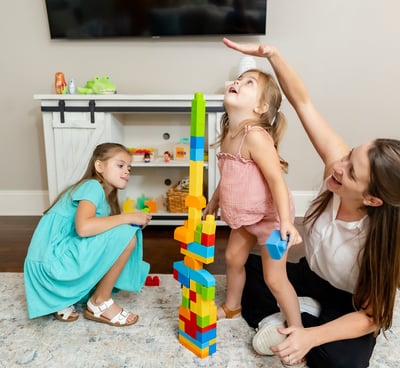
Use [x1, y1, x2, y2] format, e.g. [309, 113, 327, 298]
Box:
[241, 254, 376, 368]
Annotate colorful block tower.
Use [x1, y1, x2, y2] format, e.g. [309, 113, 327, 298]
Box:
[173, 92, 217, 358]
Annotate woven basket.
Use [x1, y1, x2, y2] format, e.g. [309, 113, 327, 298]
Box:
[167, 183, 188, 213]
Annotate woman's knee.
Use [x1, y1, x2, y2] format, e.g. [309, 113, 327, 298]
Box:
[307, 335, 375, 368]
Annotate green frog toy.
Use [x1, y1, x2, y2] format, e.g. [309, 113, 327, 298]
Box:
[77, 76, 116, 94]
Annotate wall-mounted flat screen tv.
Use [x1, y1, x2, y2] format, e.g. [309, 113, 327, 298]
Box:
[44, 0, 267, 39]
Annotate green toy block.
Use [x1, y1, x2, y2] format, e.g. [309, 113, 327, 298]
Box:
[190, 92, 206, 137]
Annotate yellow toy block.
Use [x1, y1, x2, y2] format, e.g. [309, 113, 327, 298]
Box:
[122, 197, 136, 213]
[174, 225, 194, 244]
[190, 279, 197, 291]
[202, 214, 216, 235]
[182, 285, 190, 298]
[187, 207, 202, 230]
[184, 255, 203, 270]
[181, 248, 214, 265]
[189, 161, 204, 196]
[178, 334, 209, 359]
[200, 300, 217, 318]
[185, 194, 206, 209]
[191, 299, 216, 317]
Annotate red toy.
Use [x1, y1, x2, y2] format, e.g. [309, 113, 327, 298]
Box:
[145, 275, 160, 286]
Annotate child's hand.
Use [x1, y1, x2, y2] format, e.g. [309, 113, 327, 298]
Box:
[280, 221, 302, 248]
[126, 212, 152, 229]
[202, 198, 219, 220]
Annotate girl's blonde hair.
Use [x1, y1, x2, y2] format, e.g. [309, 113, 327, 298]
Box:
[217, 69, 288, 172]
[44, 142, 131, 215]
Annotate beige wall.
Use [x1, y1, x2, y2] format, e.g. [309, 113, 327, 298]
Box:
[1, 0, 399, 214]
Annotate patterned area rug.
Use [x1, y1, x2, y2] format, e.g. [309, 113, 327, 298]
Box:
[1, 273, 399, 367]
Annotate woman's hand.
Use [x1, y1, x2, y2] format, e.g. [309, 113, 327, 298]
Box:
[223, 38, 274, 59]
[270, 325, 315, 366]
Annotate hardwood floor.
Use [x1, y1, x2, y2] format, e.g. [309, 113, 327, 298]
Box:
[0, 216, 229, 274]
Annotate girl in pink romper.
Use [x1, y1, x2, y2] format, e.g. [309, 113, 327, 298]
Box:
[204, 69, 302, 330]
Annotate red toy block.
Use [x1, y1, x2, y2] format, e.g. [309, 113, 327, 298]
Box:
[145, 275, 160, 286]
[201, 233, 215, 246]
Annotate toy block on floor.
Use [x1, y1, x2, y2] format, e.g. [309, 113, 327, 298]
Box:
[145, 275, 160, 286]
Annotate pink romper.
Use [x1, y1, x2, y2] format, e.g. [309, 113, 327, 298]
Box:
[218, 126, 295, 245]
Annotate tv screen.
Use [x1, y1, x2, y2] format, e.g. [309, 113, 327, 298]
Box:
[44, 0, 267, 39]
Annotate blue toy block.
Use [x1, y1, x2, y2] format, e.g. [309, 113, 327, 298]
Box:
[173, 260, 191, 287]
[196, 326, 217, 343]
[187, 242, 215, 259]
[190, 136, 205, 150]
[190, 147, 204, 161]
[265, 229, 288, 260]
[190, 268, 216, 287]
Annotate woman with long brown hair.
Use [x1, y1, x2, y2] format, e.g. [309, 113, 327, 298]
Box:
[224, 38, 400, 368]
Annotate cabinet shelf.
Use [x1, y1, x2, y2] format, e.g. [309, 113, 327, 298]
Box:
[131, 158, 208, 168]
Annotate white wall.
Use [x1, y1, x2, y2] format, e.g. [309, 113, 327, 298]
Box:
[1, 0, 399, 215]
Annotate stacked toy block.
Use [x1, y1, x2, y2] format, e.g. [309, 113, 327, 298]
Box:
[173, 92, 217, 358]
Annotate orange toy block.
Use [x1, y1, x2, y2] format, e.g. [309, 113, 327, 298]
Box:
[179, 305, 191, 320]
[174, 225, 194, 244]
[183, 255, 203, 270]
[144, 198, 157, 213]
[185, 194, 206, 209]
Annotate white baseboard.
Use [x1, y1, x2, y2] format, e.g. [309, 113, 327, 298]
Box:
[0, 190, 317, 217]
[0, 190, 50, 216]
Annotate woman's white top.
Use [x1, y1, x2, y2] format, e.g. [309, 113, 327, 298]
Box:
[304, 185, 369, 293]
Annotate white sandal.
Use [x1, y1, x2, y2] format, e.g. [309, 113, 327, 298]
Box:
[54, 305, 79, 322]
[84, 298, 138, 327]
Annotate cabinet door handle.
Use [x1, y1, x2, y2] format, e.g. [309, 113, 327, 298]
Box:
[58, 100, 65, 123]
[89, 100, 96, 123]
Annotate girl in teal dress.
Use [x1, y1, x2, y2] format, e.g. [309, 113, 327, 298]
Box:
[24, 143, 151, 326]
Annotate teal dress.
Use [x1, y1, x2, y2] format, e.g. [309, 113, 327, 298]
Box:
[24, 179, 150, 319]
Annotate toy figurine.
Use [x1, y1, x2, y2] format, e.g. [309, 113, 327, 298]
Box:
[55, 72, 67, 94]
[68, 78, 76, 94]
[144, 152, 151, 163]
[164, 151, 171, 163]
[77, 76, 116, 94]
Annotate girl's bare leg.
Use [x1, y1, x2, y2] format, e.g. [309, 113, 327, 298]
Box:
[89, 236, 137, 321]
[260, 246, 302, 327]
[219, 227, 255, 319]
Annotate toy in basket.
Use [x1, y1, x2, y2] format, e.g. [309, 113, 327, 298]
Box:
[167, 177, 189, 213]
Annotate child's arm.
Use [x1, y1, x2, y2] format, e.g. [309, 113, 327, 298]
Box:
[75, 200, 152, 237]
[246, 130, 301, 246]
[203, 182, 220, 219]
